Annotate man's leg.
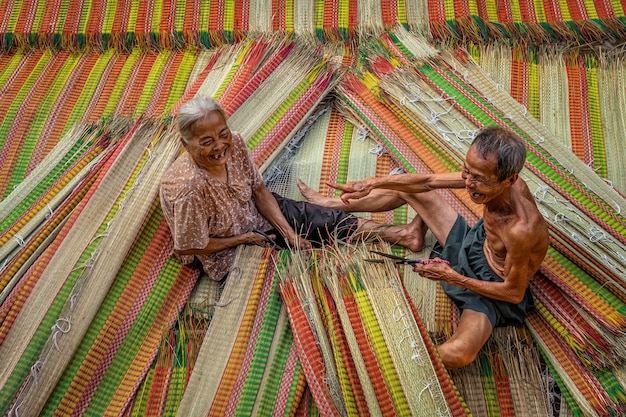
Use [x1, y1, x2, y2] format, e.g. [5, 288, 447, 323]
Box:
[437, 310, 493, 369]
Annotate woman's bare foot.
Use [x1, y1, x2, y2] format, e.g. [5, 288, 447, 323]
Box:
[297, 179, 346, 209]
[297, 178, 406, 213]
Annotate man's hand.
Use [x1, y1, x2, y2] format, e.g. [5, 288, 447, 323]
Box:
[327, 179, 373, 205]
[284, 234, 313, 251]
[412, 258, 455, 282]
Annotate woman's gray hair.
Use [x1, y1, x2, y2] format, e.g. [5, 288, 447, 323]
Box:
[471, 126, 527, 181]
[177, 96, 227, 143]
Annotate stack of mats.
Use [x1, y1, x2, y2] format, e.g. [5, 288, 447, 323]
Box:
[277, 243, 470, 417]
[471, 43, 626, 196]
[0, 36, 344, 416]
[319, 27, 625, 416]
[0, 0, 623, 48]
[1, 1, 626, 417]
[0, 1, 432, 49]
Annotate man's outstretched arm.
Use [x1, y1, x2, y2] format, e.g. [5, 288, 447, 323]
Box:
[329, 172, 465, 204]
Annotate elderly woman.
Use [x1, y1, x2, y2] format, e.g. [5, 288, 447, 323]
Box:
[159, 96, 420, 281]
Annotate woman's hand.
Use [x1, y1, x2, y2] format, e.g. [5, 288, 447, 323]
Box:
[247, 231, 278, 248]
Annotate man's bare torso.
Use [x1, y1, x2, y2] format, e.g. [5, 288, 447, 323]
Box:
[482, 179, 549, 281]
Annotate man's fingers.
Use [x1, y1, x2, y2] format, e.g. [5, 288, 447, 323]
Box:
[326, 181, 344, 191]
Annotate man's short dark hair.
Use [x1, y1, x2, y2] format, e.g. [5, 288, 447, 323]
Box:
[471, 126, 527, 181]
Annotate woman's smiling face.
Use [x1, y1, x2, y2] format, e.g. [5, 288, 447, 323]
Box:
[184, 110, 233, 173]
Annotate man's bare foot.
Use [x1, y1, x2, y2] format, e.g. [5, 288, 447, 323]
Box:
[357, 215, 428, 252]
[391, 215, 427, 252]
[297, 179, 345, 209]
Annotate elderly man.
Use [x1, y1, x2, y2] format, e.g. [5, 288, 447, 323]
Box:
[159, 96, 422, 281]
[298, 126, 549, 368]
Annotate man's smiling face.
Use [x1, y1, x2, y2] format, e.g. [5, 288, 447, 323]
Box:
[461, 145, 507, 204]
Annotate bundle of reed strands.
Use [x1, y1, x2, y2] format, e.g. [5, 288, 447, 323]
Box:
[278, 244, 469, 416]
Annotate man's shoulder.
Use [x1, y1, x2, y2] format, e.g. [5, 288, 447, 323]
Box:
[501, 212, 549, 257]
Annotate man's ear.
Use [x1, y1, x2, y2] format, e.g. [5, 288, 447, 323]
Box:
[506, 173, 519, 186]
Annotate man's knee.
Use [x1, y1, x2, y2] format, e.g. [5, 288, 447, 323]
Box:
[437, 340, 480, 369]
[436, 309, 494, 369]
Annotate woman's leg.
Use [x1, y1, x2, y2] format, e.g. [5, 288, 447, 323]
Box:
[297, 179, 406, 212]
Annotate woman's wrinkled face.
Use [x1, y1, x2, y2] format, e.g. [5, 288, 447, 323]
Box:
[183, 110, 233, 172]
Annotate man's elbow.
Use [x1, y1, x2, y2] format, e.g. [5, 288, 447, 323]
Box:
[509, 294, 525, 304]
[505, 288, 527, 304]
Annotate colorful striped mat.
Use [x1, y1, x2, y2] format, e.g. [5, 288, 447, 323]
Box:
[0, 120, 134, 282]
[316, 28, 626, 415]
[278, 245, 470, 416]
[0, 1, 432, 49]
[0, 1, 623, 49]
[471, 43, 626, 196]
[0, 48, 199, 199]
[2, 2, 626, 415]
[0, 120, 198, 416]
[176, 246, 307, 417]
[428, 0, 626, 44]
